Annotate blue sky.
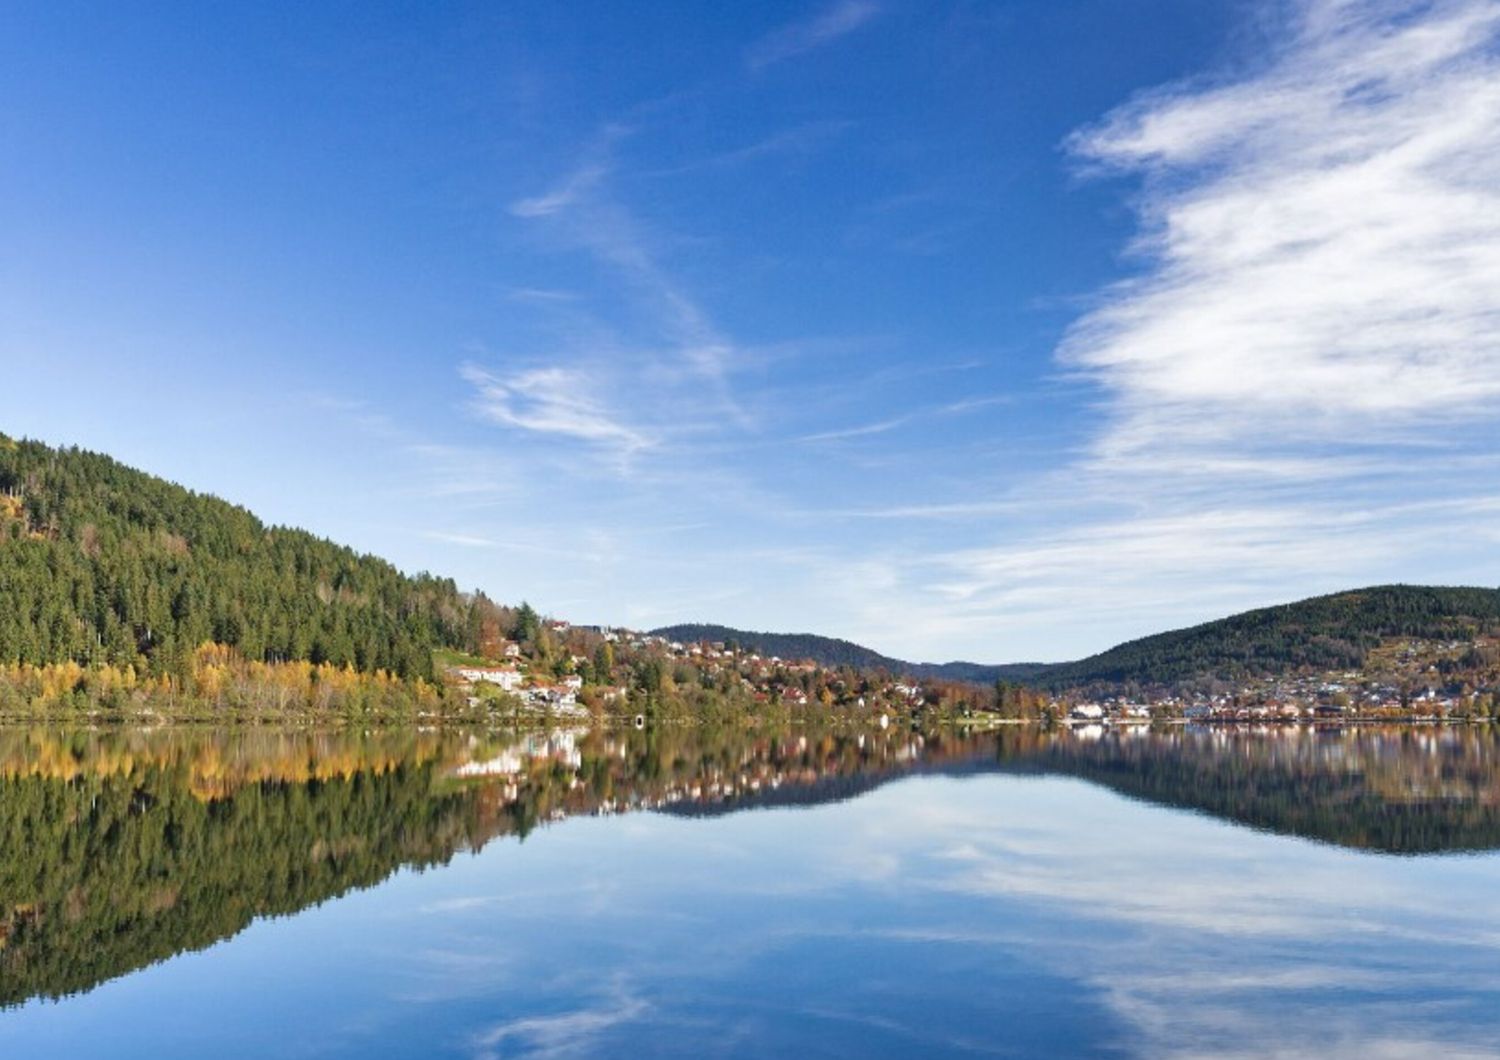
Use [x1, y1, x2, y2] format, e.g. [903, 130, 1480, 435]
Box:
[3, 0, 1498, 662]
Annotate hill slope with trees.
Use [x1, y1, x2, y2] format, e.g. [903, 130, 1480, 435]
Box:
[1033, 585, 1500, 690]
[648, 623, 1048, 685]
[0, 432, 485, 681]
[657, 587, 1500, 694]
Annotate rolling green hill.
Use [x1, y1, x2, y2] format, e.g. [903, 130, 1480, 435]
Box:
[0, 432, 482, 680]
[658, 587, 1500, 693]
[648, 623, 1048, 685]
[1032, 585, 1500, 690]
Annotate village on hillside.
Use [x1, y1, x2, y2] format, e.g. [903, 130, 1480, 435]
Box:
[443, 613, 967, 723]
[444, 605, 1500, 726]
[1069, 637, 1500, 724]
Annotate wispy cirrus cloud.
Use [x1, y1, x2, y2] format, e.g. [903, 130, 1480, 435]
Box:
[797, 395, 1010, 443]
[932, 498, 1500, 611]
[510, 162, 609, 219]
[420, 531, 502, 549]
[506, 136, 744, 388]
[745, 1, 880, 70]
[462, 128, 767, 471]
[485, 129, 754, 449]
[1063, 0, 1500, 461]
[504, 286, 580, 304]
[641, 120, 854, 178]
[462, 362, 655, 458]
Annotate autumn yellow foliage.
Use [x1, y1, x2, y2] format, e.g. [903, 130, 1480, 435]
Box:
[0, 641, 452, 720]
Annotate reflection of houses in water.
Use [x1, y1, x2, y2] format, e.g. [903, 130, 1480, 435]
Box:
[453, 750, 525, 778]
[441, 725, 970, 824]
[452, 729, 586, 780]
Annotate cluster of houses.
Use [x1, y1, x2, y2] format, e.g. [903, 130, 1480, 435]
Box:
[628, 636, 935, 711]
[453, 662, 594, 719]
[450, 623, 942, 719]
[1066, 660, 1495, 725]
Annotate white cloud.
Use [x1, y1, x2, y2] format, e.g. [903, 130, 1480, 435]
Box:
[797, 396, 1010, 443]
[1063, 0, 1500, 457]
[505, 287, 581, 303]
[642, 120, 854, 178]
[462, 362, 654, 457]
[508, 151, 736, 379]
[496, 134, 753, 441]
[420, 531, 501, 549]
[510, 163, 608, 219]
[797, 414, 917, 443]
[745, 1, 880, 70]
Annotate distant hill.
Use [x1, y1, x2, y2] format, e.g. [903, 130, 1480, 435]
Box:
[657, 586, 1500, 693]
[1031, 585, 1500, 690]
[0, 433, 480, 679]
[647, 623, 1047, 685]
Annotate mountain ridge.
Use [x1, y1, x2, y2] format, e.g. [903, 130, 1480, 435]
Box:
[655, 584, 1500, 691]
[647, 623, 1048, 685]
[1032, 584, 1500, 690]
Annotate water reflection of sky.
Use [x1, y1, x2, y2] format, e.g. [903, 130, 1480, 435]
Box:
[5, 773, 1500, 1058]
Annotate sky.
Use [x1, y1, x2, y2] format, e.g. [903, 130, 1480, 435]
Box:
[3, 0, 1499, 663]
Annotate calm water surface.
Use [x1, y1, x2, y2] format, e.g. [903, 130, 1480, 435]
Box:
[2, 723, 1500, 1057]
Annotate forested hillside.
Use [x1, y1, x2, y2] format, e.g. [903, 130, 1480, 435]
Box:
[651, 624, 905, 671]
[649, 623, 1046, 684]
[0, 433, 481, 680]
[1034, 585, 1500, 690]
[657, 588, 1500, 694]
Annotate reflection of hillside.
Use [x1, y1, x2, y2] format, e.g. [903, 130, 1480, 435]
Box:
[0, 725, 1004, 1009]
[1014, 725, 1500, 854]
[577, 727, 1018, 816]
[655, 733, 1025, 816]
[6, 722, 1500, 1010]
[0, 738, 511, 1007]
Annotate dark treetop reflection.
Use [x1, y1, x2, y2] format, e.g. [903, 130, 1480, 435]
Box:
[3, 722, 1500, 1057]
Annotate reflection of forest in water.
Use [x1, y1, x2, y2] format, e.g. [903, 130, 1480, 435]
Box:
[0, 724, 991, 1008]
[3, 721, 1500, 1008]
[1025, 724, 1500, 855]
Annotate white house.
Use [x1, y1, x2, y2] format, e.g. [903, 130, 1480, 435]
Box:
[457, 666, 523, 691]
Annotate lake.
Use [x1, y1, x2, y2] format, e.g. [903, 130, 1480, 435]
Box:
[3, 722, 1500, 1057]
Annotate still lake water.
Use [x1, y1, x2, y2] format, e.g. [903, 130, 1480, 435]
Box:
[3, 723, 1500, 1057]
